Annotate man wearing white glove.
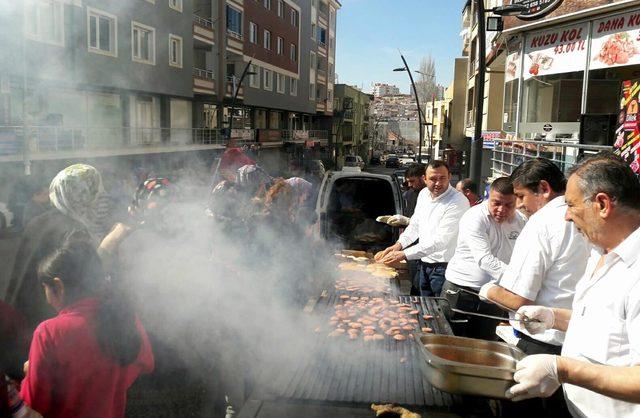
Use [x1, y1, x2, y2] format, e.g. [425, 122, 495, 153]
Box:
[386, 214, 410, 227]
[374, 161, 468, 296]
[505, 154, 640, 417]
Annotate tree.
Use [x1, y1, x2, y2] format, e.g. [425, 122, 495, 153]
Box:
[414, 55, 439, 104]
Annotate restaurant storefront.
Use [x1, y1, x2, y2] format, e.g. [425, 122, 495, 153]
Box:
[500, 1, 640, 144]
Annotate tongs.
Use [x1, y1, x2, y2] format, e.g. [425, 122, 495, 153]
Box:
[430, 287, 541, 324]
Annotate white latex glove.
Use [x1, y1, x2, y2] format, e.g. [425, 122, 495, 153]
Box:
[478, 282, 497, 301]
[506, 354, 560, 401]
[514, 305, 555, 335]
[387, 214, 410, 227]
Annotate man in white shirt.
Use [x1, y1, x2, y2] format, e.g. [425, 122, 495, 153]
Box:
[507, 153, 640, 417]
[443, 177, 527, 339]
[374, 160, 469, 296]
[480, 158, 589, 356]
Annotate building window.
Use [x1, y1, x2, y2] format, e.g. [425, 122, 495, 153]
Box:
[277, 37, 284, 54]
[277, 0, 284, 17]
[317, 26, 326, 46]
[168, 34, 182, 68]
[132, 21, 155, 64]
[263, 69, 273, 91]
[290, 9, 298, 27]
[311, 23, 316, 40]
[330, 8, 336, 27]
[249, 22, 258, 43]
[263, 30, 271, 50]
[290, 78, 297, 96]
[290, 43, 297, 61]
[276, 73, 285, 93]
[263, 0, 271, 10]
[310, 51, 316, 71]
[169, 0, 182, 12]
[87, 7, 117, 56]
[226, 5, 242, 38]
[249, 64, 260, 88]
[25, 0, 65, 46]
[309, 82, 316, 100]
[327, 89, 333, 103]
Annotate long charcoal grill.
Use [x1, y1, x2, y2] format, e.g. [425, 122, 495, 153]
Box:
[249, 293, 457, 410]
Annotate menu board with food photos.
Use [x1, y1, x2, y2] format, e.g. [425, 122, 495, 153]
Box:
[591, 10, 640, 70]
[615, 79, 640, 173]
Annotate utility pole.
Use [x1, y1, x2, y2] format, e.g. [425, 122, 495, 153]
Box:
[470, 0, 486, 194]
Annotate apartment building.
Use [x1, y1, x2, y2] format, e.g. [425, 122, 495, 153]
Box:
[373, 83, 400, 98]
[209, 0, 340, 150]
[0, 0, 341, 177]
[0, 0, 198, 165]
[333, 84, 372, 166]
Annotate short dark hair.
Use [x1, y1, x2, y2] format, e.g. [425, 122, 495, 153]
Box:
[405, 163, 426, 178]
[510, 158, 566, 193]
[570, 151, 640, 211]
[427, 160, 450, 174]
[490, 177, 514, 195]
[457, 178, 477, 192]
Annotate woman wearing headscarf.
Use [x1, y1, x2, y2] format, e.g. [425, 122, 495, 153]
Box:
[5, 164, 111, 330]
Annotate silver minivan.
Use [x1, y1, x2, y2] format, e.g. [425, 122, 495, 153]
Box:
[315, 168, 404, 251]
[344, 155, 365, 168]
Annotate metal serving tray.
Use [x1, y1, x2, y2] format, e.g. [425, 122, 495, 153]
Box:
[416, 333, 525, 399]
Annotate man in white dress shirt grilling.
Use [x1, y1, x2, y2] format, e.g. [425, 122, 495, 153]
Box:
[374, 160, 469, 296]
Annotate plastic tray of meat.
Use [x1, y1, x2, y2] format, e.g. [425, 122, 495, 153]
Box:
[416, 334, 526, 399]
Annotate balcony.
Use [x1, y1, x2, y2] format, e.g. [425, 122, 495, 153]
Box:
[0, 126, 230, 162]
[193, 14, 214, 45]
[225, 29, 244, 55]
[193, 68, 216, 95]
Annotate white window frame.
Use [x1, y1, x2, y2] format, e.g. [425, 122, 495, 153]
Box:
[263, 29, 271, 50]
[277, 0, 284, 17]
[290, 78, 297, 96]
[169, 0, 183, 12]
[263, 69, 273, 91]
[311, 23, 316, 41]
[263, 0, 271, 10]
[277, 36, 284, 55]
[290, 43, 296, 61]
[25, 0, 65, 47]
[290, 9, 298, 27]
[276, 73, 285, 94]
[249, 64, 260, 88]
[249, 21, 258, 44]
[131, 21, 156, 65]
[310, 51, 316, 70]
[87, 7, 117, 57]
[309, 83, 316, 100]
[168, 34, 182, 68]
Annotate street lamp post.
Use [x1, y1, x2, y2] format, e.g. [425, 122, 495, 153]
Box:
[227, 59, 257, 141]
[470, 1, 527, 193]
[393, 55, 425, 163]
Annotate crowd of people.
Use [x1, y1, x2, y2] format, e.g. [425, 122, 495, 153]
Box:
[375, 152, 640, 417]
[0, 145, 327, 417]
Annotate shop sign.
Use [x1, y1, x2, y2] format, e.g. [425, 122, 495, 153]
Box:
[293, 130, 309, 140]
[523, 22, 589, 79]
[591, 10, 640, 70]
[513, 0, 564, 21]
[505, 43, 522, 82]
[482, 131, 501, 149]
[231, 129, 254, 141]
[615, 79, 640, 173]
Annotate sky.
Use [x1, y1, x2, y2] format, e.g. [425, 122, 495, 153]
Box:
[335, 0, 467, 95]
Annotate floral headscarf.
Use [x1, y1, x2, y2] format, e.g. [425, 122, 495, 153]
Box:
[49, 164, 110, 241]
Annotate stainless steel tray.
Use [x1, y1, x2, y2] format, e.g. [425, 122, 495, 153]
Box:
[416, 333, 525, 399]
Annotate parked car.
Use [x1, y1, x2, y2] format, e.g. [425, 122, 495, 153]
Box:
[316, 169, 403, 252]
[370, 153, 381, 165]
[398, 155, 415, 168]
[385, 154, 400, 168]
[345, 155, 365, 169]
